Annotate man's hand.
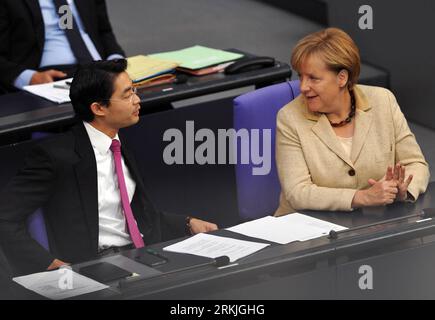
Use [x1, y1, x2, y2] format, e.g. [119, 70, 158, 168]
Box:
[30, 70, 67, 85]
[189, 218, 218, 234]
[385, 163, 413, 201]
[47, 259, 68, 271]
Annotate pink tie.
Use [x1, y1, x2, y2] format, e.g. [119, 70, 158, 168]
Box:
[110, 139, 145, 249]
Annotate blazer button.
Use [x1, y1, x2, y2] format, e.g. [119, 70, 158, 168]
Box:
[348, 169, 356, 176]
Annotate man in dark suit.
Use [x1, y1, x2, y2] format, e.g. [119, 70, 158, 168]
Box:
[0, 59, 218, 276]
[0, 0, 125, 92]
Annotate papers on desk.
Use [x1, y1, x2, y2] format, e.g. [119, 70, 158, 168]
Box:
[23, 78, 72, 104]
[163, 233, 269, 263]
[13, 268, 108, 300]
[227, 213, 348, 244]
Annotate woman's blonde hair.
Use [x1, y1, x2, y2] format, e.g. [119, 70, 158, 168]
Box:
[291, 28, 360, 89]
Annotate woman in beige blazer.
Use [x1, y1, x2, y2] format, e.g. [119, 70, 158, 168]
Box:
[275, 28, 429, 216]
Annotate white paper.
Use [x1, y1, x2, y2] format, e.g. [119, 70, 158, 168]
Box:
[163, 233, 269, 262]
[227, 213, 347, 244]
[23, 78, 73, 104]
[13, 268, 108, 300]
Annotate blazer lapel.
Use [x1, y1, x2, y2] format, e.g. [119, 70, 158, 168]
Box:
[24, 0, 44, 49]
[350, 109, 373, 164]
[72, 124, 99, 253]
[311, 114, 354, 168]
[304, 86, 373, 168]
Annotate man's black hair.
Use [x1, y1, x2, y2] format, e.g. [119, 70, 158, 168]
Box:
[69, 59, 128, 122]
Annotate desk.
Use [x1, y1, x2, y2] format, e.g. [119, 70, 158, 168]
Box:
[0, 50, 291, 137]
[65, 182, 435, 300]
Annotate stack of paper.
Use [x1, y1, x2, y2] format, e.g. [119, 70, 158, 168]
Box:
[150, 45, 243, 75]
[227, 213, 348, 244]
[23, 78, 73, 104]
[126, 55, 179, 84]
[163, 233, 269, 263]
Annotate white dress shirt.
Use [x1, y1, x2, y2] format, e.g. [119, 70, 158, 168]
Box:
[83, 122, 138, 250]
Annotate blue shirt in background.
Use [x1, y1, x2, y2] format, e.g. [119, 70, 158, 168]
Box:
[14, 0, 123, 89]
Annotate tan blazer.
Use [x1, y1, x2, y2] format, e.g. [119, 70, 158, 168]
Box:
[275, 84, 430, 216]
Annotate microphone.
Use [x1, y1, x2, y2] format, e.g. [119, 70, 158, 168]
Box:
[130, 249, 230, 268]
[118, 253, 231, 289]
[421, 208, 435, 219]
[214, 255, 230, 267]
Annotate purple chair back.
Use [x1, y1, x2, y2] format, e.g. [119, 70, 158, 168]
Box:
[233, 80, 300, 220]
[27, 209, 50, 251]
[0, 137, 50, 251]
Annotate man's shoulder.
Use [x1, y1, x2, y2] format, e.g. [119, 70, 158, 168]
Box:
[32, 124, 88, 158]
[36, 130, 75, 151]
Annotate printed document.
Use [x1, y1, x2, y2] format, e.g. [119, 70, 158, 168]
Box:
[163, 233, 269, 262]
[227, 213, 347, 244]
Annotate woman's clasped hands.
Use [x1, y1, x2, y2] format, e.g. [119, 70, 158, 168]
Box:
[353, 163, 413, 207]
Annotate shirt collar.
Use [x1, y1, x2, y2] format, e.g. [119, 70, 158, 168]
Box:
[83, 121, 120, 155]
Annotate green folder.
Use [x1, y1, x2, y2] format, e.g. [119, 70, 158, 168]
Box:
[150, 45, 244, 70]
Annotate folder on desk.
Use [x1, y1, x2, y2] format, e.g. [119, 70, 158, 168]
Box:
[132, 73, 177, 88]
[126, 55, 179, 84]
[150, 45, 244, 75]
[177, 61, 235, 76]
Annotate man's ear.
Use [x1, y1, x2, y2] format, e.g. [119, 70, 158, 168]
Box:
[90, 102, 107, 118]
[337, 69, 349, 88]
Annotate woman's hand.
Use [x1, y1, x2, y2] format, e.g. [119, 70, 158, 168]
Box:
[352, 179, 398, 208]
[385, 163, 413, 201]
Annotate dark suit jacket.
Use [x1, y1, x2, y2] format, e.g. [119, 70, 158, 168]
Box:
[0, 124, 187, 276]
[0, 245, 16, 298]
[0, 0, 125, 90]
